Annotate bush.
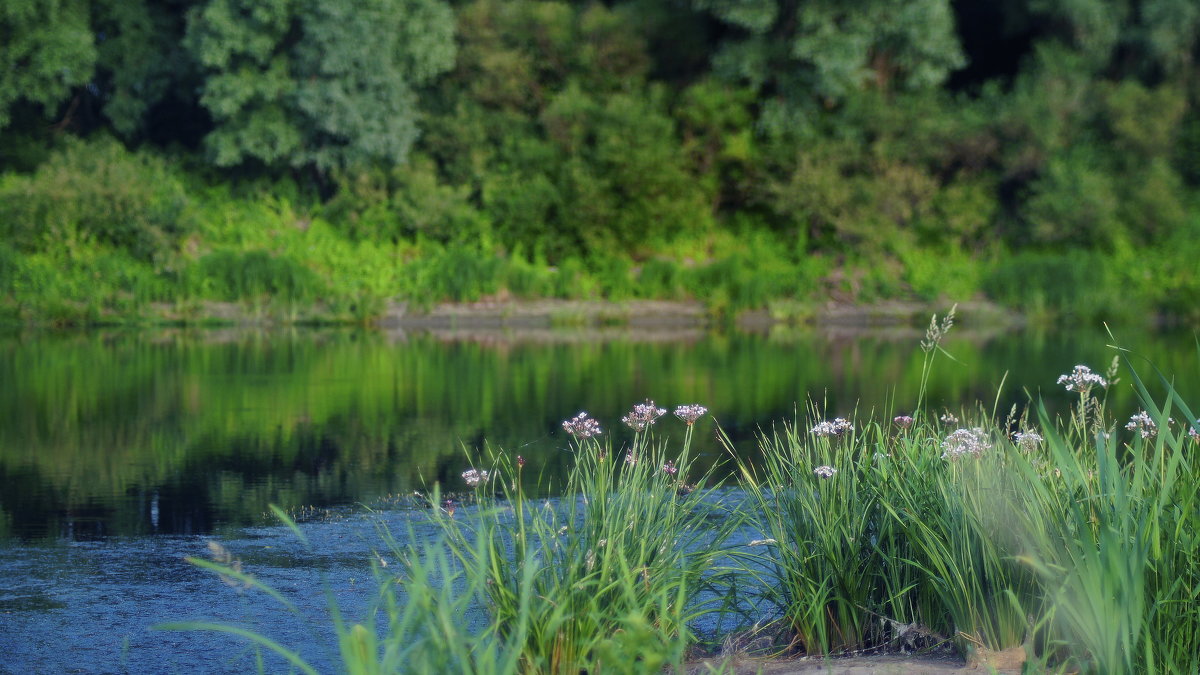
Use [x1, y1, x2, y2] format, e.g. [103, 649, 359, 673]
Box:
[982, 251, 1145, 323]
[0, 137, 193, 262]
[187, 250, 325, 302]
[407, 245, 504, 303]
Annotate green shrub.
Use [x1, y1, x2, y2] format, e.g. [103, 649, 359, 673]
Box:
[407, 245, 504, 303]
[187, 250, 324, 302]
[502, 251, 557, 298]
[982, 251, 1144, 323]
[0, 137, 192, 262]
[636, 258, 683, 298]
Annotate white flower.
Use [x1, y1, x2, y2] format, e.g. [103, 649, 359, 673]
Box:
[674, 404, 708, 425]
[1057, 365, 1108, 394]
[813, 465, 837, 478]
[461, 469, 489, 487]
[1189, 420, 1199, 443]
[1125, 411, 1170, 439]
[622, 401, 667, 432]
[562, 412, 602, 439]
[941, 428, 990, 459]
[1013, 431, 1044, 451]
[939, 412, 959, 425]
[811, 418, 852, 437]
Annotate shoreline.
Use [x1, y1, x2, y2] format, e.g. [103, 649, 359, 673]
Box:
[19, 298, 1024, 331]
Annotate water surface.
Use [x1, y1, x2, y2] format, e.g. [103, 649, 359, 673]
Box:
[1, 323, 1196, 672]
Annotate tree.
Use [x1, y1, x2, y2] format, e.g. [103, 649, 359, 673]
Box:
[183, 0, 456, 171]
[0, 0, 96, 130]
[91, 0, 195, 140]
[694, 0, 965, 130]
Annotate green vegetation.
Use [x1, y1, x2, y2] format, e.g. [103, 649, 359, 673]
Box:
[9, 326, 1198, 539]
[3, 1, 1200, 325]
[175, 347, 1200, 672]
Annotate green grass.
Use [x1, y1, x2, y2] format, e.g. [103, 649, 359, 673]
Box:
[419, 408, 745, 674]
[162, 335, 1200, 673]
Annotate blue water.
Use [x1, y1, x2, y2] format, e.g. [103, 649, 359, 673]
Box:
[0, 509, 419, 674]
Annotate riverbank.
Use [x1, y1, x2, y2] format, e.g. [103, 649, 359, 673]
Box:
[690, 652, 1012, 674]
[112, 298, 1020, 331]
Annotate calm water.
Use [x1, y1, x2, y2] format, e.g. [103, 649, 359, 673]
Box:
[1, 323, 1196, 672]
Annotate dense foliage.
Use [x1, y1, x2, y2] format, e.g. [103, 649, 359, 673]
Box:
[2, 0, 1199, 324]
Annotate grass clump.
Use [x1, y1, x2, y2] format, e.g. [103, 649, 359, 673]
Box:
[162, 321, 1200, 674]
[421, 402, 744, 673]
[733, 322, 1200, 673]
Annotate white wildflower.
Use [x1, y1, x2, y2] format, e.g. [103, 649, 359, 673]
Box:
[1125, 411, 1170, 439]
[562, 412, 602, 439]
[1057, 365, 1108, 394]
[941, 428, 990, 459]
[461, 468, 489, 487]
[813, 465, 837, 479]
[674, 404, 708, 425]
[939, 412, 959, 425]
[622, 400, 666, 432]
[811, 418, 852, 437]
[1013, 431, 1044, 451]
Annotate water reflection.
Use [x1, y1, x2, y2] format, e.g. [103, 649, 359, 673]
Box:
[2, 324, 1195, 540]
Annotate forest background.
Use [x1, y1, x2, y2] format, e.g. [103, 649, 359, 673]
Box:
[2, 0, 1199, 327]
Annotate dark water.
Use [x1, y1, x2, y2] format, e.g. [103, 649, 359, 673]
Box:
[1, 323, 1196, 672]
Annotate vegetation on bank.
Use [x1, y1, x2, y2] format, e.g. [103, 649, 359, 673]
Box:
[173, 323, 1200, 673]
[4, 0, 1200, 326]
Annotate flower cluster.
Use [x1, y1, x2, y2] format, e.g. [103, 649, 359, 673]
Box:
[1190, 420, 1200, 443]
[811, 417, 853, 437]
[1012, 431, 1044, 451]
[1125, 411, 1170, 439]
[562, 412, 602, 439]
[622, 401, 667, 432]
[939, 412, 959, 425]
[893, 415, 914, 429]
[941, 428, 990, 459]
[674, 404, 708, 425]
[461, 468, 489, 487]
[662, 460, 678, 475]
[1057, 365, 1108, 394]
[813, 465, 837, 479]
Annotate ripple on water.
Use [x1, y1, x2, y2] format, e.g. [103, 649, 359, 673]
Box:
[0, 509, 433, 674]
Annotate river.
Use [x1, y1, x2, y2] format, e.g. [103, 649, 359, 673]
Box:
[1, 322, 1195, 672]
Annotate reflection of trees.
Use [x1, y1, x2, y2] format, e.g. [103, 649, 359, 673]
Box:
[1, 329, 1194, 539]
